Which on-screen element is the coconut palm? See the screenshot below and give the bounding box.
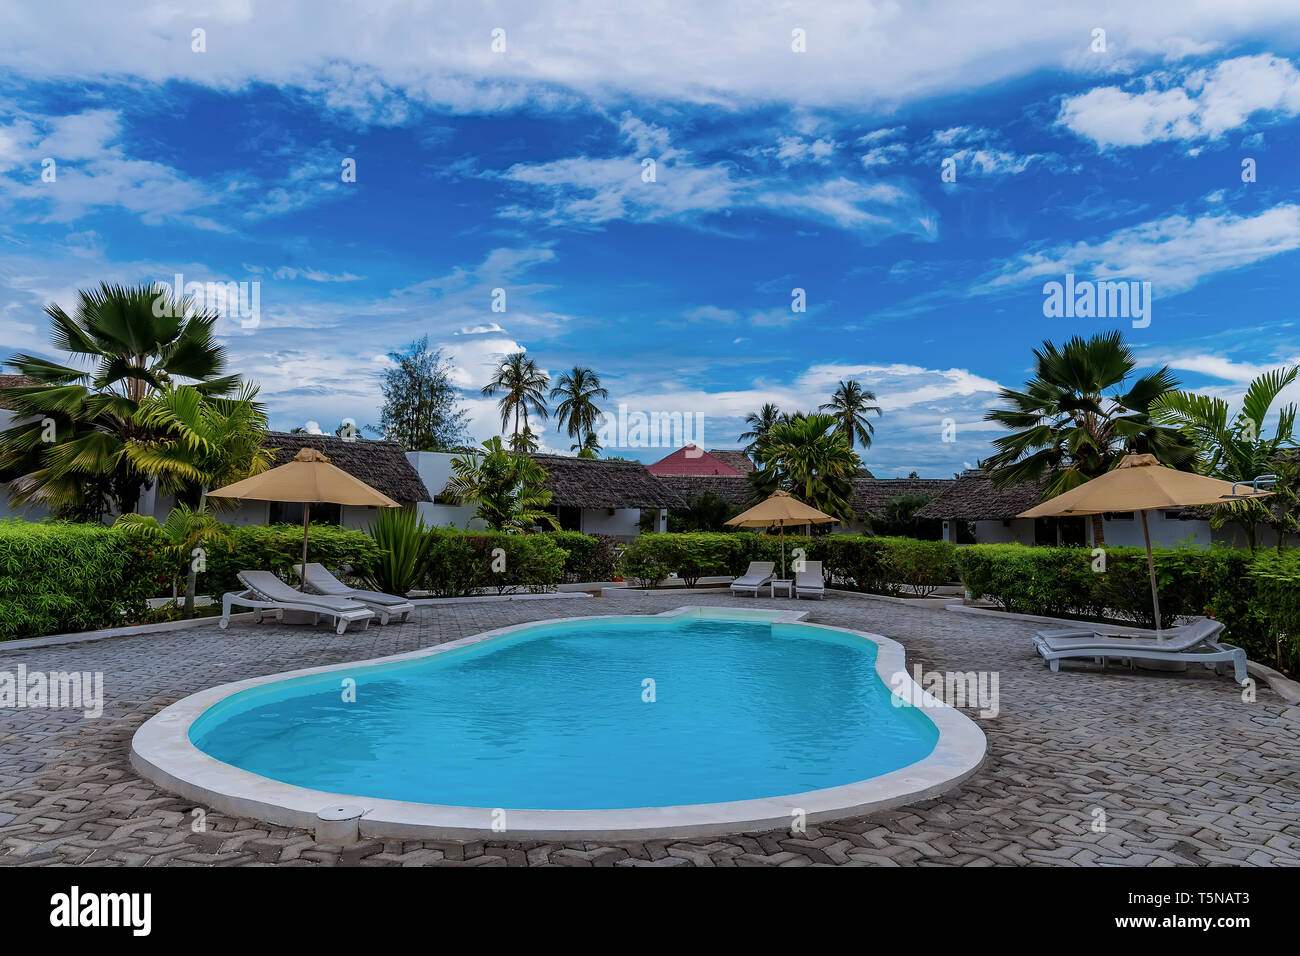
[115,504,232,619]
[819,379,882,450]
[445,436,559,532]
[1151,365,1298,549]
[550,366,608,452]
[0,282,238,519]
[572,431,602,459]
[984,331,1195,545]
[738,403,785,457]
[749,412,859,521]
[481,352,549,444]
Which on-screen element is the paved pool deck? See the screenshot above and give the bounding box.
[1,590,1297,866]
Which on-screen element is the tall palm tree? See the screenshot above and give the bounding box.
[749,412,859,521]
[1151,365,1298,549]
[0,283,238,518]
[550,366,608,451]
[481,352,549,444]
[738,403,785,457]
[984,331,1195,545]
[819,379,882,450]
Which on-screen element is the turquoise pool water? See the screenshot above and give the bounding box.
[189,615,940,810]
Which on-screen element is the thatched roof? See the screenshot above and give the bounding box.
[707,449,755,473]
[851,477,955,518]
[0,375,39,411]
[654,473,752,507]
[531,454,685,510]
[915,469,1050,521]
[262,432,432,503]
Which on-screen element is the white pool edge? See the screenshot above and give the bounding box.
[130,606,988,841]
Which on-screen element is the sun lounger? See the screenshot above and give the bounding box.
[295,562,415,624]
[730,561,775,597]
[795,560,825,600]
[1033,617,1247,684]
[219,570,374,635]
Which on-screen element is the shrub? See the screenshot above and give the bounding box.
[202,523,385,597]
[0,519,170,639]
[618,532,746,587]
[955,544,1270,658]
[822,536,956,596]
[543,531,621,583]
[423,529,567,596]
[1246,550,1300,672]
[366,508,435,596]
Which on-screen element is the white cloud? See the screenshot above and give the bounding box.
[984,203,1300,295]
[1059,54,1300,149]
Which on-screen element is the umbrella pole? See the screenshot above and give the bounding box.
[1141,509,1162,636]
[300,502,311,590]
[780,522,786,579]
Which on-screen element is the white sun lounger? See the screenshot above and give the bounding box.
[295,562,415,624]
[1033,617,1247,684]
[219,570,374,635]
[730,561,775,597]
[795,560,825,600]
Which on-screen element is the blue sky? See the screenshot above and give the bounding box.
[2,2,1300,476]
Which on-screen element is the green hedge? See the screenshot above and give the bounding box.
[202,523,385,597]
[616,532,957,594]
[424,529,568,596]
[544,531,621,583]
[955,543,1288,667]
[0,520,170,640]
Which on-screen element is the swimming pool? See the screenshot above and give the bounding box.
[132,607,987,839]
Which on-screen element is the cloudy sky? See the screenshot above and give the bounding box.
[2,1,1299,475]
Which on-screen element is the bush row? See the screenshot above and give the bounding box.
[955,543,1297,670]
[0,520,170,640]
[423,529,568,596]
[616,532,958,596]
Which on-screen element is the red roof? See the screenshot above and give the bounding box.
[647,445,744,476]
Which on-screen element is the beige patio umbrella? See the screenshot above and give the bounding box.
[726,489,838,578]
[206,447,400,589]
[1017,454,1272,633]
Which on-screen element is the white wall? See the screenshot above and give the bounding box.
[1096,511,1212,548]
[406,450,485,529]
[579,507,641,539]
[973,519,1035,544]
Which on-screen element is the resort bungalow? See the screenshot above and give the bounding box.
[413,450,683,540]
[916,468,1213,548]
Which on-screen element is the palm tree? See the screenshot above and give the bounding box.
[550,366,608,452]
[125,382,274,509]
[572,431,602,459]
[1151,365,1298,549]
[738,403,784,457]
[115,504,232,619]
[984,331,1195,545]
[750,412,859,521]
[445,436,560,532]
[819,379,882,450]
[481,352,549,445]
[0,282,238,519]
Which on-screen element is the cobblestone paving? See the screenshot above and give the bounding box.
[1,591,1297,866]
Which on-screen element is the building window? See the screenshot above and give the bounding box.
[1103,511,1134,521]
[269,501,341,526]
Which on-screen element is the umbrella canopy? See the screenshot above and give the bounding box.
[206,447,400,588]
[726,490,837,578]
[1017,454,1272,633]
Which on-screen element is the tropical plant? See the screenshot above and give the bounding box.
[749,412,859,521]
[510,425,540,455]
[366,507,435,596]
[550,366,607,450]
[738,402,784,457]
[984,331,1195,545]
[819,379,882,450]
[572,431,602,458]
[481,351,549,444]
[1150,366,1298,549]
[114,504,232,618]
[370,335,470,450]
[445,436,560,532]
[0,282,239,519]
[124,382,273,508]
